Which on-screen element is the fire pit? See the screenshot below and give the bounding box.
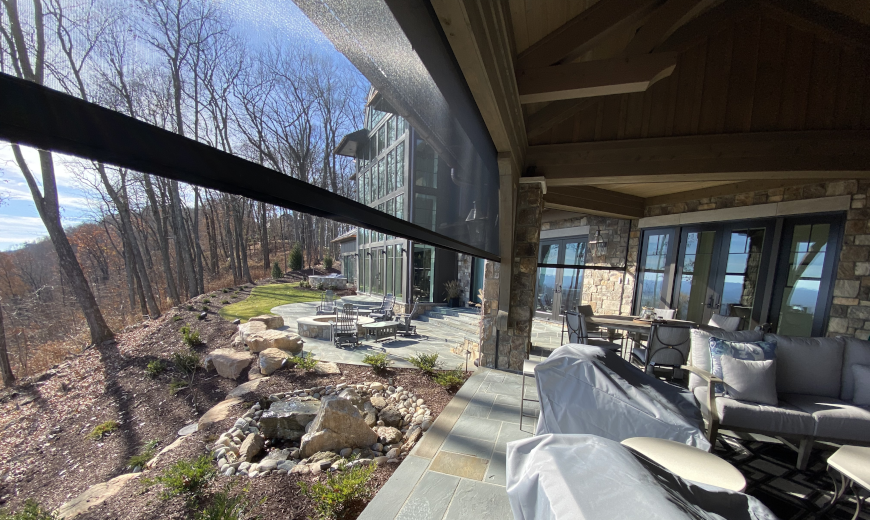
[296,315,375,340]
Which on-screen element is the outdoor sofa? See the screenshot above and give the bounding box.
[683,327,870,469]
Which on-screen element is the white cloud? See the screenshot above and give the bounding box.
[0,214,85,250]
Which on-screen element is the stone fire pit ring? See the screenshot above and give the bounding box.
[297,315,375,340]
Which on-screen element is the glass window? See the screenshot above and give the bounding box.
[413,244,435,302]
[386,245,394,295]
[414,139,438,188]
[396,142,405,188]
[387,151,394,193]
[377,160,385,200]
[359,173,365,204]
[676,231,716,322]
[720,228,765,326]
[394,245,403,299]
[414,194,437,231]
[396,194,404,220]
[378,126,386,156]
[777,223,831,337]
[637,231,672,310]
[387,117,395,147]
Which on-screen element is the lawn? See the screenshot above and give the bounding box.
[219,283,322,322]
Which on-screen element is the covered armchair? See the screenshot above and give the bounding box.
[370,293,395,321]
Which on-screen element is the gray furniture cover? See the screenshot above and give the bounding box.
[535,344,711,450]
[506,434,777,520]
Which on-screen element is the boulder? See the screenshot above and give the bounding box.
[227,378,268,399]
[259,348,288,376]
[299,397,378,457]
[375,426,403,445]
[205,349,252,379]
[362,402,377,427]
[403,426,423,451]
[370,396,387,409]
[247,330,303,354]
[248,314,285,329]
[238,321,267,344]
[378,405,403,428]
[265,449,293,462]
[313,361,341,375]
[337,388,364,409]
[259,399,321,440]
[239,433,264,461]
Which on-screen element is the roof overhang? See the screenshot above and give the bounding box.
[333,129,369,157]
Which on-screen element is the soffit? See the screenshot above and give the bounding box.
[589,181,734,198]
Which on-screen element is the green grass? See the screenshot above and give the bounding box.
[219,283,322,323]
[0,499,57,520]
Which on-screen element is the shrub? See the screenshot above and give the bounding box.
[323,253,333,270]
[408,353,440,374]
[87,420,119,440]
[173,315,182,322]
[0,499,57,520]
[271,261,283,279]
[196,483,258,520]
[444,279,462,300]
[299,462,377,520]
[128,439,159,469]
[169,380,189,395]
[198,313,206,320]
[362,353,391,372]
[151,455,215,504]
[187,305,194,311]
[201,305,209,312]
[289,352,318,371]
[145,360,165,378]
[298,281,310,289]
[221,300,229,305]
[289,242,303,271]
[172,348,200,374]
[203,298,211,304]
[222,288,229,293]
[179,326,203,347]
[434,368,466,391]
[316,282,325,291]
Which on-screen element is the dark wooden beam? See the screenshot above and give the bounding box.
[526,99,599,138]
[0,73,499,261]
[760,0,870,52]
[643,179,835,206]
[544,185,645,219]
[529,130,870,185]
[517,53,677,103]
[623,0,708,55]
[655,0,758,53]
[516,0,661,70]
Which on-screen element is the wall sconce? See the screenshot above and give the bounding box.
[589,227,607,257]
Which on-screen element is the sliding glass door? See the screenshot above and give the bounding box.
[535,237,588,320]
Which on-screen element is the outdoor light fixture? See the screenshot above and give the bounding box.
[465,201,487,249]
[589,227,607,257]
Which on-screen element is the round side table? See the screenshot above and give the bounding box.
[621,437,747,492]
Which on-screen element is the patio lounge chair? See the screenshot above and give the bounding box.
[395,298,420,336]
[631,322,696,379]
[316,290,337,315]
[331,304,359,348]
[370,293,395,321]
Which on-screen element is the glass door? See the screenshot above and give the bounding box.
[674,228,721,323]
[636,229,677,312]
[535,237,588,320]
[770,217,841,337]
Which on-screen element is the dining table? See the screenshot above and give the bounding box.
[586,315,697,359]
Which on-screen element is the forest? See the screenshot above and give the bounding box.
[0,0,367,384]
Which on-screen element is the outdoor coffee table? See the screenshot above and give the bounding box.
[360,322,398,342]
[823,445,870,519]
[621,437,746,492]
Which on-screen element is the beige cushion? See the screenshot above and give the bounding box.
[721,357,778,405]
[764,334,844,398]
[841,337,870,401]
[688,327,763,392]
[781,393,870,443]
[852,364,870,406]
[692,386,815,436]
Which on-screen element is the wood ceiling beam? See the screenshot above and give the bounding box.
[655,0,758,53]
[528,130,870,185]
[623,0,710,55]
[760,0,870,52]
[517,53,677,104]
[516,0,661,70]
[544,185,645,219]
[643,179,837,206]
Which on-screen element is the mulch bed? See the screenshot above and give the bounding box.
[0,292,458,519]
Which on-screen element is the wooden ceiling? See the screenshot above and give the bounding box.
[431,0,870,218]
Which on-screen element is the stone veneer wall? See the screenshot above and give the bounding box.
[457,254,472,305]
[644,180,870,339]
[479,184,543,370]
[540,214,638,316]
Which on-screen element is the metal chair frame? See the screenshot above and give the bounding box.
[395,298,420,336]
[632,322,696,377]
[316,290,337,315]
[562,311,623,354]
[331,304,359,348]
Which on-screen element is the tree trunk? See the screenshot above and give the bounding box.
[260,202,270,272]
[14,147,113,344]
[143,176,180,304]
[0,304,14,387]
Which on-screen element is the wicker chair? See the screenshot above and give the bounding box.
[331,304,359,348]
[395,298,420,336]
[370,293,395,321]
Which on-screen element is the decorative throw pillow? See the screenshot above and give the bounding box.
[720,357,778,405]
[709,337,777,393]
[852,364,870,406]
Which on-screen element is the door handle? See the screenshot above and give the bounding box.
[706,296,713,308]
[713,296,721,310]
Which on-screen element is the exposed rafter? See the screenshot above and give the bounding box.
[544,185,645,219]
[643,179,836,206]
[526,99,599,138]
[529,130,870,185]
[623,0,708,55]
[517,53,677,103]
[516,0,661,70]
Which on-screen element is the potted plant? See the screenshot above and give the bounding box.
[444,280,462,307]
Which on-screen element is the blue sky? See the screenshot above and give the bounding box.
[0,0,343,251]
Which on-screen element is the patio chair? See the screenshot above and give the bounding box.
[316,290,337,315]
[331,304,359,348]
[707,314,741,331]
[631,322,696,379]
[370,293,395,321]
[395,298,420,336]
[562,311,623,354]
[520,359,540,426]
